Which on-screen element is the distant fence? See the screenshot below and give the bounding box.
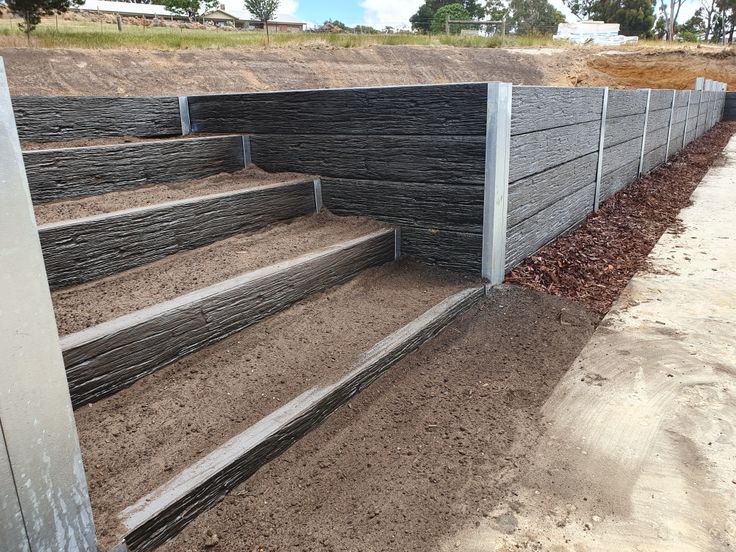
[13,78,727,282]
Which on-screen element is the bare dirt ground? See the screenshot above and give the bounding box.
[34,166,313,224]
[53,212,385,334]
[157,285,599,552]
[76,260,475,549]
[2,45,735,96]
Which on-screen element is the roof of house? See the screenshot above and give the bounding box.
[76,1,304,24]
[202,8,304,25]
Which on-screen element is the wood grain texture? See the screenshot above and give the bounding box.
[645,108,673,132]
[505,182,595,270]
[321,178,483,234]
[510,86,603,135]
[642,143,667,174]
[599,161,639,202]
[13,96,181,142]
[644,125,670,155]
[508,152,597,227]
[118,285,484,552]
[604,113,646,149]
[602,136,643,176]
[40,181,316,290]
[187,84,488,136]
[509,120,600,183]
[606,89,648,118]
[25,135,246,204]
[250,134,485,185]
[401,227,482,274]
[60,230,395,408]
[725,93,736,121]
[648,89,675,111]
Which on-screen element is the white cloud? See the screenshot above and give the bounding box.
[360,0,424,29]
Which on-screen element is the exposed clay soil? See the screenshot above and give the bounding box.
[53,212,386,335]
[155,285,599,552]
[35,166,312,225]
[2,46,735,97]
[76,260,476,549]
[509,121,736,314]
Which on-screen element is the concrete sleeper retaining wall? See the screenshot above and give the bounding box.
[61,229,396,408]
[115,285,484,552]
[40,180,317,289]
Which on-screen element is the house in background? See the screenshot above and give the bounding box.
[72,0,305,31]
[202,7,305,32]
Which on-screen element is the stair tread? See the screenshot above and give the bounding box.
[77,261,474,549]
[53,212,386,335]
[35,166,312,225]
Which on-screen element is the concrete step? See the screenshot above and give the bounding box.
[57,219,395,407]
[40,178,320,289]
[23,134,250,203]
[70,261,481,551]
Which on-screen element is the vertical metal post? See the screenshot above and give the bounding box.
[0,58,96,551]
[682,91,691,148]
[593,87,608,212]
[638,88,652,176]
[312,178,323,212]
[664,89,676,161]
[241,135,252,167]
[178,95,191,135]
[481,82,512,285]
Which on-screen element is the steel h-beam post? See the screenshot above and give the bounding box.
[0,57,97,551]
[638,88,652,176]
[481,82,512,285]
[593,87,609,211]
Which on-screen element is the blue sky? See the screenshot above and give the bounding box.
[226,0,701,29]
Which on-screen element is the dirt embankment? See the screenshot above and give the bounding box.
[2,44,734,96]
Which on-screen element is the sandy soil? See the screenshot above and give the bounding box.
[75,260,476,549]
[444,136,736,552]
[34,166,313,224]
[154,285,599,552]
[21,135,152,150]
[2,46,735,97]
[53,212,385,335]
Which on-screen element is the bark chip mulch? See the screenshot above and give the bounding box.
[508,121,736,314]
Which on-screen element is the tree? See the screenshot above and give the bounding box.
[432,3,471,33]
[163,0,217,20]
[244,0,279,42]
[410,0,484,32]
[508,0,565,34]
[8,0,81,37]
[564,0,656,38]
[659,0,686,39]
[485,0,507,20]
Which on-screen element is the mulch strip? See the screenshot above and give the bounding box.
[508,121,736,315]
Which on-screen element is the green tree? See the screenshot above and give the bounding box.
[508,0,565,34]
[485,0,507,20]
[432,3,472,33]
[163,0,217,19]
[244,0,279,42]
[7,0,81,37]
[410,0,484,32]
[564,0,656,37]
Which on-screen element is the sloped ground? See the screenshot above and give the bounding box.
[1,44,734,96]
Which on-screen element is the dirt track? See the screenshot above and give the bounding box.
[2,45,734,96]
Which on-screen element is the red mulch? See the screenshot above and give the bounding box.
[507,121,736,315]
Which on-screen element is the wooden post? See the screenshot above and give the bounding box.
[445,15,450,35]
[481,82,512,285]
[593,87,609,212]
[638,88,652,176]
[0,57,96,551]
